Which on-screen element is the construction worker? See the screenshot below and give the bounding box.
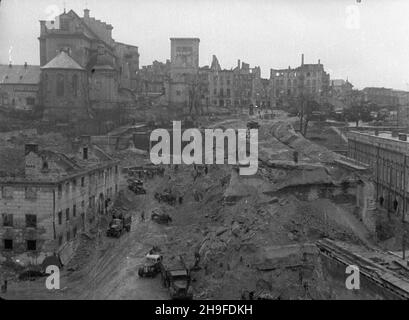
[194,251,200,266]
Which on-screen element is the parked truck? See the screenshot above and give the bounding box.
[138,253,163,278]
[106,214,131,238]
[159,256,193,300]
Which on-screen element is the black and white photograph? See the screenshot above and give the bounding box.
[0,0,409,308]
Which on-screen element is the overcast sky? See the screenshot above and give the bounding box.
[1,0,408,90]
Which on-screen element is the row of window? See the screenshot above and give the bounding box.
[3,239,36,251]
[1,186,37,200]
[0,96,35,106]
[350,144,409,193]
[2,213,36,228]
[274,71,320,78]
[212,76,232,85]
[212,88,231,97]
[57,201,84,225]
[58,226,78,246]
[56,166,118,197]
[275,79,321,87]
[57,176,85,196]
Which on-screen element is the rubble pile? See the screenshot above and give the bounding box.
[269,121,340,163]
[0,115,377,300]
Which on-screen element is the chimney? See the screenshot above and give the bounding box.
[237,59,241,69]
[318,59,321,65]
[25,143,38,155]
[301,54,304,66]
[84,8,90,18]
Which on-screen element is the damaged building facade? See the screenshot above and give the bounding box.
[136,38,275,114]
[347,130,409,222]
[0,138,119,265]
[270,54,330,101]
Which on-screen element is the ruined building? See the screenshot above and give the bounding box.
[0,138,119,265]
[136,60,171,96]
[150,40,275,114]
[347,129,409,222]
[270,54,330,100]
[167,38,200,111]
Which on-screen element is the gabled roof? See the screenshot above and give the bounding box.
[41,51,84,70]
[0,65,41,85]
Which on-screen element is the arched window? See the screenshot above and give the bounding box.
[72,74,78,97]
[56,74,64,97]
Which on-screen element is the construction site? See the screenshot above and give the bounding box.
[1,110,409,300]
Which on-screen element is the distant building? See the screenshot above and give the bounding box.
[232,61,254,110]
[347,129,409,221]
[136,60,171,96]
[251,66,274,109]
[38,8,140,120]
[362,87,399,107]
[0,63,41,111]
[0,137,119,265]
[168,38,200,108]
[207,55,235,109]
[330,79,353,97]
[39,8,139,86]
[392,90,409,106]
[270,54,330,100]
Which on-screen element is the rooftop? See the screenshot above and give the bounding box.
[0,133,116,182]
[41,51,84,70]
[0,64,41,85]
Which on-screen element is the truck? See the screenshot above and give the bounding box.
[128,178,146,195]
[138,253,163,278]
[159,256,193,300]
[151,208,172,224]
[106,214,131,238]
